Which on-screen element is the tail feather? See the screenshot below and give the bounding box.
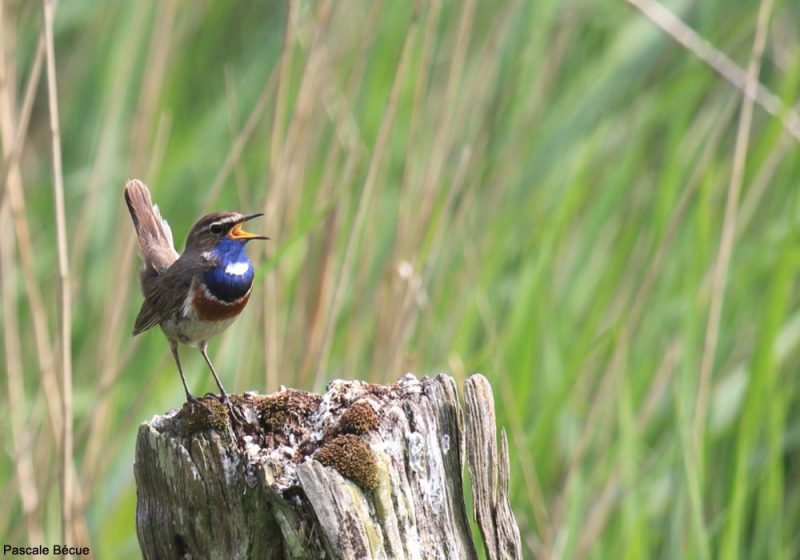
[124,179,179,274]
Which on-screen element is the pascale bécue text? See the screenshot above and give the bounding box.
[3,544,90,556]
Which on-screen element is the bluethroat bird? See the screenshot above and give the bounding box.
[124,179,267,404]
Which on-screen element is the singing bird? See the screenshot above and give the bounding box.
[124,179,267,404]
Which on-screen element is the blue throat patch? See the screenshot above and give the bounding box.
[203,238,255,302]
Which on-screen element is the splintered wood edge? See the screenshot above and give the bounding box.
[464,374,522,560]
[497,430,522,558]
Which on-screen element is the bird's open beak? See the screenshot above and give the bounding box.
[229,213,269,240]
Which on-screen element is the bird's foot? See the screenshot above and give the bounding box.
[217,393,247,425]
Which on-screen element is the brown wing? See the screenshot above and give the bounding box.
[132,256,195,335]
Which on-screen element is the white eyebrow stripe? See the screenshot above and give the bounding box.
[210,216,240,228]
[225,261,250,276]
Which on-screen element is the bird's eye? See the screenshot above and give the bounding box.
[210,224,223,235]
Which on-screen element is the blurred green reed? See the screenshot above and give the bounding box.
[0,0,799,558]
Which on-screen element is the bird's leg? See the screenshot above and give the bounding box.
[199,341,228,399]
[169,339,197,403]
[199,342,245,424]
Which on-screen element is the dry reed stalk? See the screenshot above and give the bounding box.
[76,130,173,512]
[2,35,63,445]
[265,0,332,226]
[386,147,472,376]
[129,0,176,169]
[301,143,361,386]
[269,0,294,175]
[693,0,773,460]
[368,1,441,377]
[43,0,75,544]
[0,12,63,450]
[0,36,42,199]
[625,0,799,142]
[74,114,170,457]
[693,105,796,309]
[312,2,419,389]
[397,0,440,238]
[279,9,363,382]
[288,2,382,387]
[85,350,174,503]
[69,4,150,278]
[80,0,177,497]
[294,3,381,385]
[262,1,298,392]
[298,205,339,385]
[0,4,46,543]
[416,0,475,224]
[0,205,43,544]
[383,0,517,375]
[264,0,331,390]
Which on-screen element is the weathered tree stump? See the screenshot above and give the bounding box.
[134,373,521,559]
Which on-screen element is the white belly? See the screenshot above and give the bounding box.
[160,281,237,345]
[160,314,235,346]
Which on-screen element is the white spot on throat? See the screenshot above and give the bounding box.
[225,261,250,276]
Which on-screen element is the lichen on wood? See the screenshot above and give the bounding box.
[134,373,521,559]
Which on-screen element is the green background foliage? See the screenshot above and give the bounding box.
[1,0,799,557]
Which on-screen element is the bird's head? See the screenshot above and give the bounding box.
[185,211,268,256]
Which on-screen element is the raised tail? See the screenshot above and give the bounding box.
[124,179,179,274]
